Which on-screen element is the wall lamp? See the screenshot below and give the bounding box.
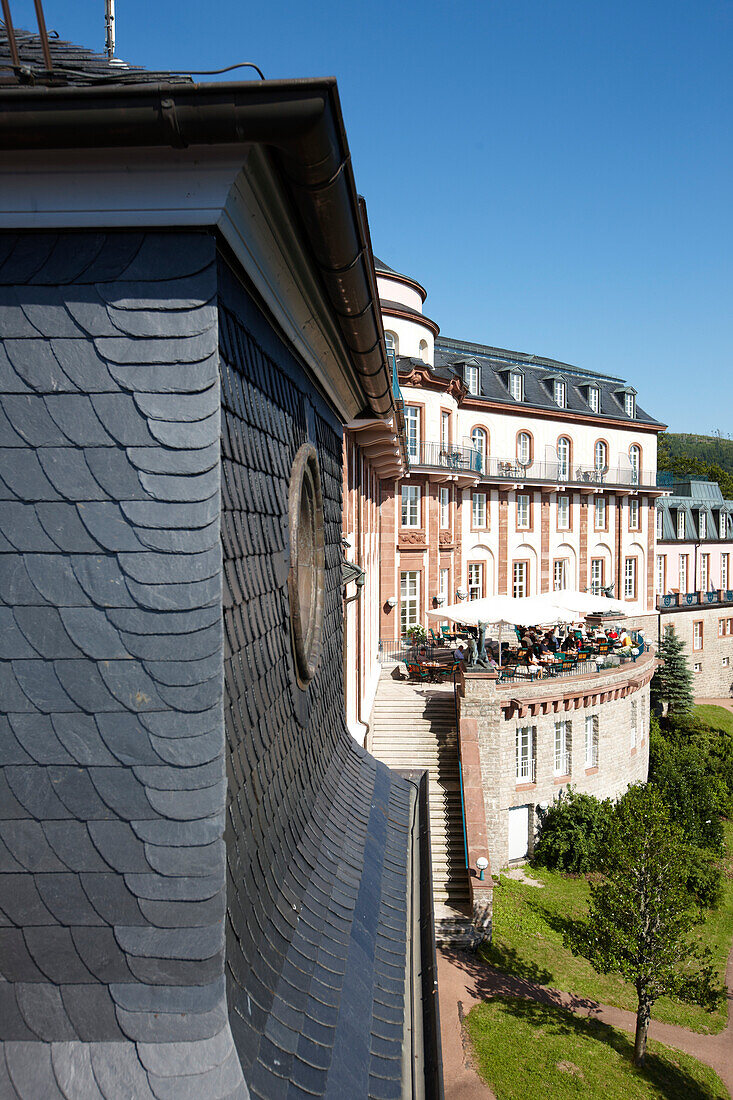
[476,856,489,881]
[386,596,397,608]
[434,594,446,606]
[456,586,468,601]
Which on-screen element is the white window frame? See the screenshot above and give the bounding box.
[553,559,568,591]
[585,714,599,768]
[513,561,528,599]
[693,662,702,673]
[400,571,419,635]
[588,386,599,413]
[594,440,607,470]
[439,568,450,607]
[656,554,665,595]
[557,494,570,530]
[439,486,450,529]
[553,379,566,407]
[465,364,480,395]
[517,494,530,529]
[557,437,570,481]
[517,432,531,465]
[629,445,640,484]
[590,558,603,596]
[510,372,523,401]
[470,427,487,471]
[629,497,639,530]
[441,410,450,451]
[677,510,686,539]
[401,484,420,528]
[701,553,710,592]
[624,557,637,600]
[625,392,636,418]
[656,508,663,539]
[468,562,484,602]
[404,405,420,462]
[721,553,729,591]
[693,620,703,651]
[595,496,606,529]
[699,512,707,539]
[679,554,688,592]
[630,700,637,749]
[554,720,571,777]
[472,492,487,529]
[516,725,535,782]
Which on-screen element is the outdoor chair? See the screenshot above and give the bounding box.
[406,663,430,683]
[429,629,443,646]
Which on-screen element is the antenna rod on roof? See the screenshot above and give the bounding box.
[0,0,20,69]
[105,0,115,59]
[32,0,52,70]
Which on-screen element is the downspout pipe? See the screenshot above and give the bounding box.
[0,77,396,421]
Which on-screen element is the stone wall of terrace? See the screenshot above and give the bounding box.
[458,651,656,872]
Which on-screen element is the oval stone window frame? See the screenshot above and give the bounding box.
[288,443,326,688]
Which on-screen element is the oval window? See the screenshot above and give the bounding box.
[288,443,325,687]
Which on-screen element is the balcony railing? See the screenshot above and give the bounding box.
[407,442,660,488]
[657,589,733,610]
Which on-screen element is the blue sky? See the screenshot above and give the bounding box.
[12,0,733,434]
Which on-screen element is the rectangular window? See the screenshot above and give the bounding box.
[513,561,528,598]
[728,617,733,633]
[553,559,568,591]
[557,494,570,530]
[656,554,666,595]
[585,714,599,768]
[699,511,707,539]
[722,554,729,591]
[466,365,480,395]
[510,372,523,401]
[590,558,604,596]
[441,410,450,451]
[472,492,487,529]
[679,555,688,593]
[588,387,599,413]
[694,662,702,674]
[439,568,450,607]
[701,554,710,592]
[624,558,637,600]
[723,657,730,669]
[400,571,419,634]
[404,405,420,461]
[677,510,686,539]
[630,700,637,749]
[625,393,636,417]
[516,725,535,782]
[719,618,726,638]
[553,379,566,407]
[629,498,639,529]
[517,494,530,529]
[595,496,606,530]
[656,509,664,539]
[439,486,450,529]
[554,720,571,776]
[693,620,703,651]
[401,484,420,527]
[468,562,484,601]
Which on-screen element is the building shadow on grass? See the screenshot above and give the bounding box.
[441,946,600,1016]
[491,999,723,1100]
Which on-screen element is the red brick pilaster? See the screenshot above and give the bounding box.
[540,495,550,593]
[579,493,588,592]
[379,480,398,641]
[498,492,508,594]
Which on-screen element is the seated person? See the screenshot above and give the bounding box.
[607,626,619,642]
[544,631,558,653]
[561,634,578,653]
[620,631,633,648]
[453,644,467,662]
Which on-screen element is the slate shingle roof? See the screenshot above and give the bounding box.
[0,25,191,85]
[656,479,733,541]
[430,336,663,426]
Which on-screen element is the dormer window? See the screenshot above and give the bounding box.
[625,392,636,418]
[509,372,523,401]
[465,364,480,396]
[677,510,686,539]
[699,512,707,539]
[588,386,600,413]
[553,379,566,407]
[656,508,663,539]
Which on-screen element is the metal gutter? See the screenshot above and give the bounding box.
[0,77,397,422]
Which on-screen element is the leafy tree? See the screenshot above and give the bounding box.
[650,630,694,715]
[533,788,612,874]
[648,724,725,853]
[567,785,722,1067]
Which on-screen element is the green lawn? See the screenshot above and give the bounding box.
[479,820,733,1033]
[695,704,733,736]
[465,998,729,1100]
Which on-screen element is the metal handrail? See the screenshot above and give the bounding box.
[453,671,470,871]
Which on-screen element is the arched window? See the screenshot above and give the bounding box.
[385,331,398,355]
[471,427,487,474]
[418,339,429,363]
[629,444,641,485]
[557,436,571,480]
[595,440,607,471]
[517,432,531,466]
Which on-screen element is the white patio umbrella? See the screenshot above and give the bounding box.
[427,594,579,667]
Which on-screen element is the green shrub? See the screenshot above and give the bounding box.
[686,846,723,910]
[649,725,727,852]
[533,788,613,873]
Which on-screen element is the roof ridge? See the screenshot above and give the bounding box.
[436,335,626,384]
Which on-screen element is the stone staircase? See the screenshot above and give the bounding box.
[368,665,474,945]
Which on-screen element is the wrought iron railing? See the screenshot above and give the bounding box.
[407,443,660,489]
[657,589,733,609]
[377,638,436,662]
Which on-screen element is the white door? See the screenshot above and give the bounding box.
[507,805,530,862]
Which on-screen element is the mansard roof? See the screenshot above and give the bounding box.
[428,336,664,427]
[656,478,733,540]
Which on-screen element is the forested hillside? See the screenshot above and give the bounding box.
[659,433,733,498]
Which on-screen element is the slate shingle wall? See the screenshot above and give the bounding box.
[0,230,246,1098]
[218,263,413,1100]
[0,233,413,1099]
